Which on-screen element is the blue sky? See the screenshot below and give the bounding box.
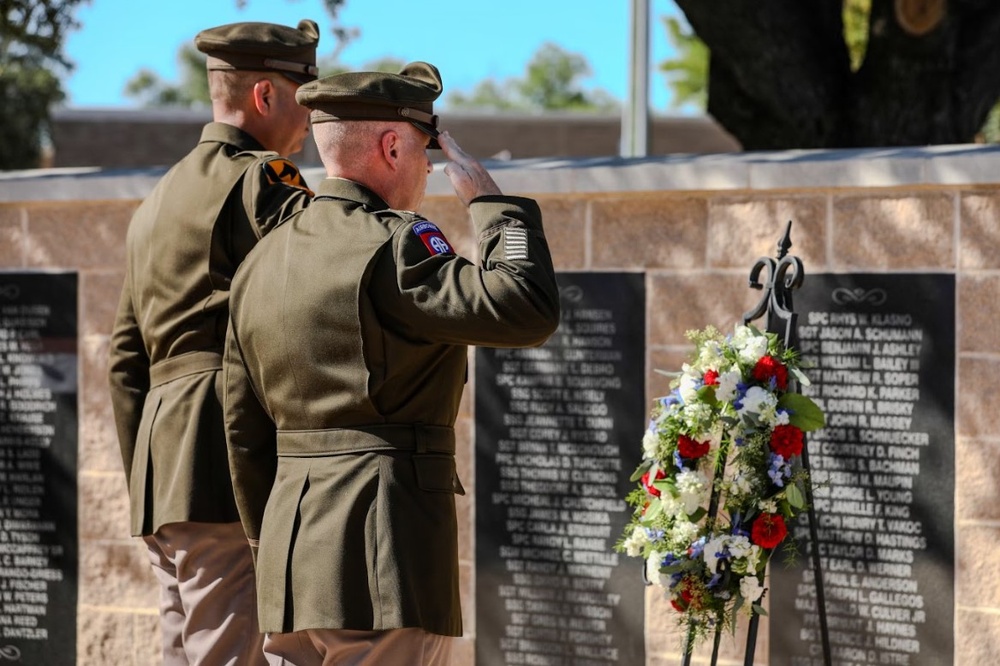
[62,0,686,112]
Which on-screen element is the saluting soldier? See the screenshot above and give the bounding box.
[107,19,319,666]
[223,62,561,664]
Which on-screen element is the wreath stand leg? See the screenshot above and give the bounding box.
[738,221,831,666]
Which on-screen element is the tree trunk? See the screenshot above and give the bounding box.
[675,0,1000,149]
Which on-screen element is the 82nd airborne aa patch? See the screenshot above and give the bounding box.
[412,221,454,256]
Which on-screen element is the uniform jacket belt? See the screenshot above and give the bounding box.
[149,350,224,387]
[276,424,456,457]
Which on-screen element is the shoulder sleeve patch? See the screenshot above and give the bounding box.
[412,220,454,256]
[262,158,314,196]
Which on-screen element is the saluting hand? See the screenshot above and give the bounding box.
[439,131,502,207]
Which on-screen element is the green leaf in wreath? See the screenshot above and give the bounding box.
[642,495,665,519]
[789,365,812,387]
[733,595,745,615]
[653,479,676,497]
[696,385,719,406]
[751,603,769,616]
[786,483,806,510]
[629,459,654,482]
[660,562,687,575]
[688,507,707,522]
[779,393,826,432]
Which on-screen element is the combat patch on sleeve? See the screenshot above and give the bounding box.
[412,221,454,256]
[262,158,314,196]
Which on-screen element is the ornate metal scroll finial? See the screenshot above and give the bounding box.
[776,219,793,260]
[742,221,805,347]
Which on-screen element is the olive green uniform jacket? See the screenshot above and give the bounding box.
[224,177,560,636]
[108,122,311,537]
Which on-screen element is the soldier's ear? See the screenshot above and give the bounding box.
[252,78,275,115]
[380,129,401,169]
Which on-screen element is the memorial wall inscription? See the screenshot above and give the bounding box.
[770,273,954,666]
[0,272,78,665]
[475,272,645,666]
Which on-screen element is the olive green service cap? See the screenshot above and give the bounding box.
[295,62,443,148]
[195,19,320,85]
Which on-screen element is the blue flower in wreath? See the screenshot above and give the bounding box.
[768,453,792,487]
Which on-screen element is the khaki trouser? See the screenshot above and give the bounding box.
[143,521,266,666]
[263,628,452,666]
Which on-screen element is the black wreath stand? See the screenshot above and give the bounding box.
[677,222,832,666]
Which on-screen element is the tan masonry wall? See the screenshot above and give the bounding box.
[1,143,999,664]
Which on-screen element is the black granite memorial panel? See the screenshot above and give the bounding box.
[0,272,78,665]
[476,272,646,666]
[770,273,955,666]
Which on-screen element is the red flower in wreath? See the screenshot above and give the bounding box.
[703,369,719,386]
[671,587,693,613]
[752,355,788,390]
[751,513,788,549]
[670,577,702,612]
[641,468,665,497]
[677,434,710,460]
[770,424,804,459]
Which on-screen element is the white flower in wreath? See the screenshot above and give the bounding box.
[740,575,764,603]
[740,336,769,364]
[642,430,659,459]
[703,534,728,574]
[682,401,712,431]
[646,550,665,586]
[623,525,650,557]
[659,493,683,517]
[730,472,753,498]
[669,518,700,551]
[679,367,701,404]
[733,325,769,362]
[715,369,741,402]
[676,469,709,514]
[727,535,754,560]
[697,340,725,369]
[732,325,753,345]
[758,498,778,514]
[738,386,777,418]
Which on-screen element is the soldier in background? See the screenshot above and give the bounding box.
[223,62,560,664]
[108,19,319,665]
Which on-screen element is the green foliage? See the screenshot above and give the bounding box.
[448,42,618,113]
[777,393,826,432]
[125,45,210,108]
[659,15,707,111]
[979,102,1000,143]
[1,0,89,169]
[843,0,871,72]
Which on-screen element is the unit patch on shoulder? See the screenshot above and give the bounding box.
[262,158,314,196]
[412,221,454,256]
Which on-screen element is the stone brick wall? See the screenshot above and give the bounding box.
[1,143,998,664]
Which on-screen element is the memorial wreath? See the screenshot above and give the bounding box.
[616,324,825,646]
